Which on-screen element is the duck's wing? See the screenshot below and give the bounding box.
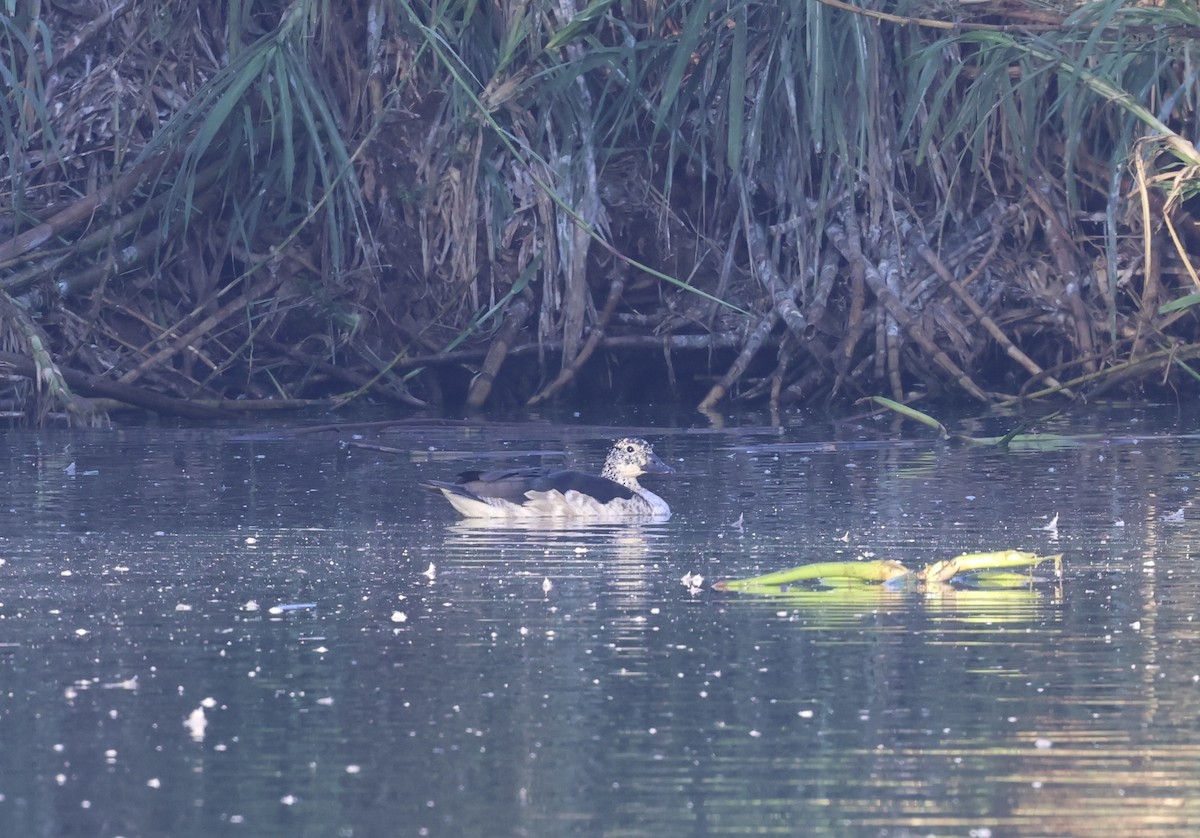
[421,467,635,504]
[421,466,554,504]
[526,470,635,503]
[452,466,545,485]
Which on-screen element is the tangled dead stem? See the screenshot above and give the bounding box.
[1,0,1199,424]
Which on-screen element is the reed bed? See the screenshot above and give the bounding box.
[1,0,1198,422]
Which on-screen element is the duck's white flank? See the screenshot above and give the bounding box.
[439,486,669,520]
[423,437,673,520]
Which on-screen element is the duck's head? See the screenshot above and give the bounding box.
[602,438,674,483]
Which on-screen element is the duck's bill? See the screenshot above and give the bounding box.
[644,455,675,475]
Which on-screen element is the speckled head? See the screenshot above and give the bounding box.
[601,438,673,485]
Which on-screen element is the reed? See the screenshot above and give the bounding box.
[1,1,1197,421]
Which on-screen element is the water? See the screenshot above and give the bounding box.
[2,408,1200,836]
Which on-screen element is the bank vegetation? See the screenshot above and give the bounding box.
[1,0,1198,422]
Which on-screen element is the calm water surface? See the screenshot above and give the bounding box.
[2,408,1200,837]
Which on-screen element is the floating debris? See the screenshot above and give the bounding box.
[422,562,436,580]
[715,550,1063,592]
[714,559,910,591]
[268,602,317,615]
[184,706,207,742]
[919,550,1063,583]
[1041,513,1059,536]
[542,577,553,594]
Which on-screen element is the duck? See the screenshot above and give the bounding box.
[420,437,674,519]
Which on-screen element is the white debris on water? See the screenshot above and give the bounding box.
[1041,513,1059,536]
[184,706,207,742]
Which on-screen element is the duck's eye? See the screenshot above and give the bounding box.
[626,445,636,453]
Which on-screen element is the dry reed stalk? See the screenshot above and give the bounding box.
[116,268,290,387]
[910,221,1074,398]
[828,209,990,403]
[466,291,534,409]
[698,311,778,412]
[0,151,182,267]
[527,272,626,406]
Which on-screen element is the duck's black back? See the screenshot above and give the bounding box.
[454,467,634,503]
